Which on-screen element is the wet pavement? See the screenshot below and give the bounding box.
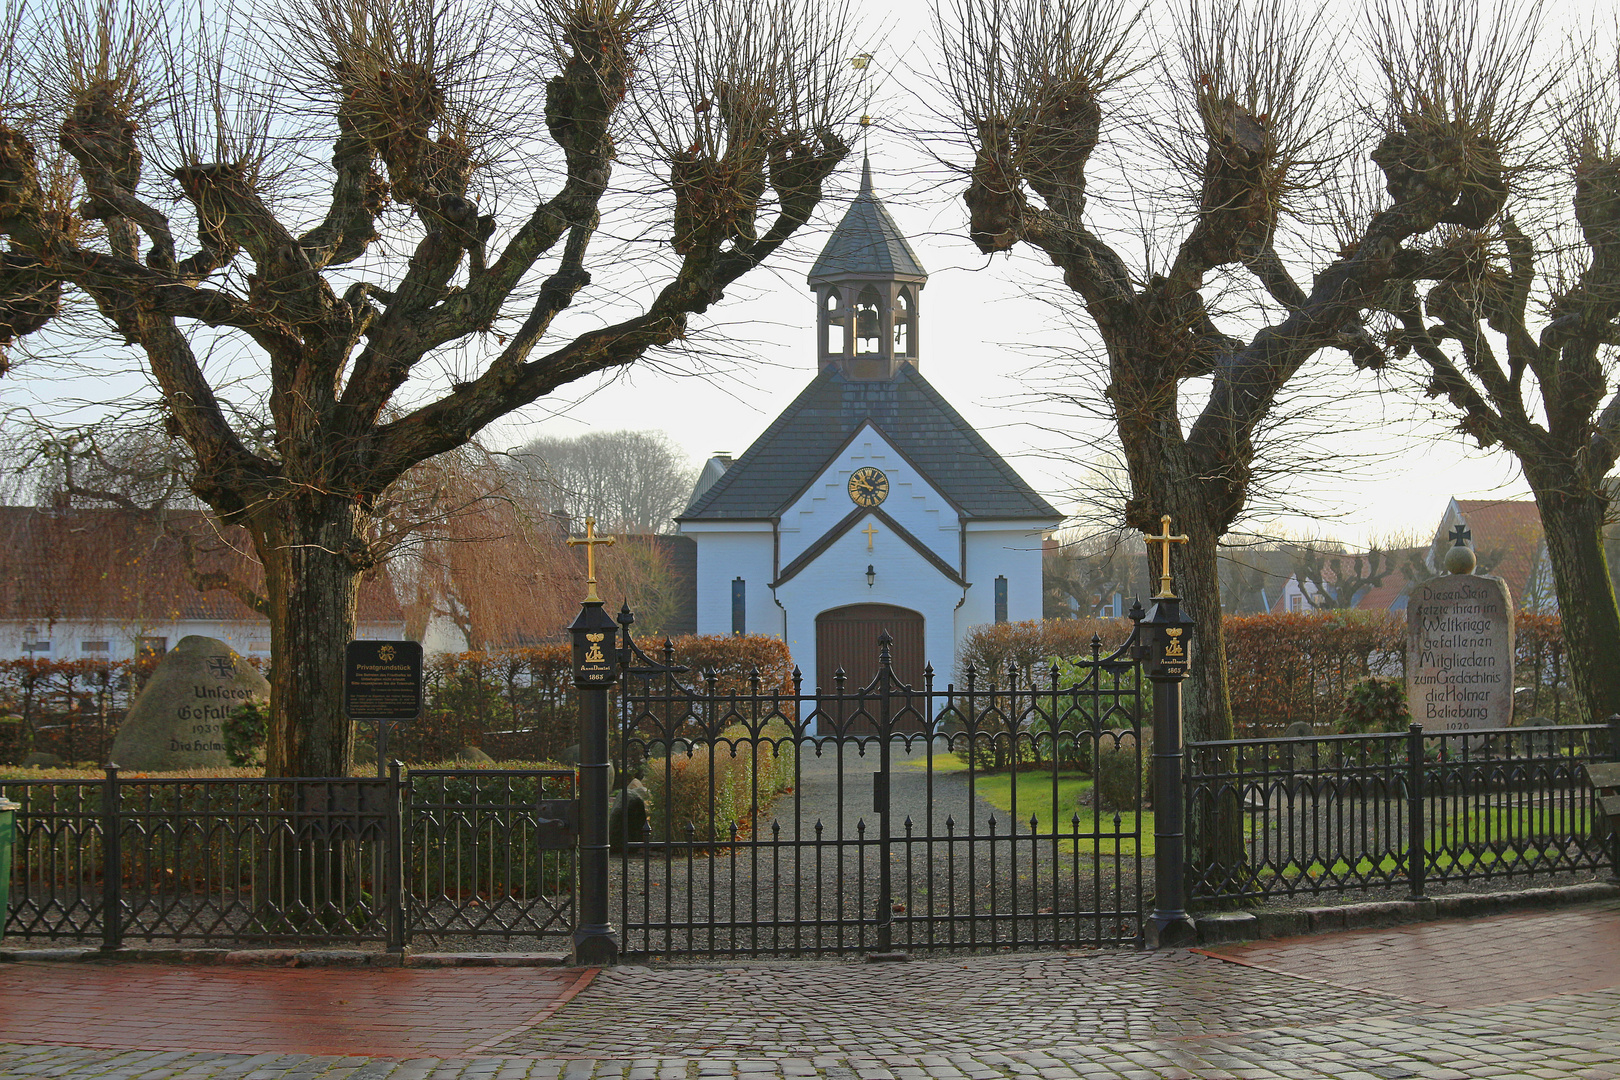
[2,899,1618,1078]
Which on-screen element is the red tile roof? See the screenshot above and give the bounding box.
[0,506,403,625]
[1445,499,1545,605]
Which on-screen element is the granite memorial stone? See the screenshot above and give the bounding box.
[110,636,270,770]
[1406,528,1514,732]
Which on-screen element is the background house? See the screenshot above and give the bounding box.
[0,506,406,662]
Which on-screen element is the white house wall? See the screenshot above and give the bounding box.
[775,522,964,696]
[685,521,779,638]
[0,618,407,663]
[777,425,957,568]
[957,525,1047,645]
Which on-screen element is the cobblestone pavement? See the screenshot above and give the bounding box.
[1207,899,1620,1005]
[3,903,1619,1079]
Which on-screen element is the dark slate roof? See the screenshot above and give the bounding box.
[679,366,1061,521]
[807,159,928,284]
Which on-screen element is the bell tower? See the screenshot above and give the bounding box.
[807,158,928,380]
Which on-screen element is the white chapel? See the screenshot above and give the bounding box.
[676,162,1061,693]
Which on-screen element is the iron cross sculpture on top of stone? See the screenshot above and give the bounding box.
[566,516,616,602]
[1145,515,1189,599]
[1449,523,1472,548]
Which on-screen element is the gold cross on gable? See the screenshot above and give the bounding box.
[1144,514,1189,599]
[566,516,615,602]
[862,523,878,551]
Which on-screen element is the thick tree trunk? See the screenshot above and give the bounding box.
[253,497,368,778]
[1526,482,1620,729]
[1118,404,1245,889]
[1177,519,1233,745]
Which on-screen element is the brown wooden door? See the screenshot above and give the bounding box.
[815,604,925,734]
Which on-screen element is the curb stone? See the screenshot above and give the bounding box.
[5,885,1613,960]
[0,946,571,967]
[1196,879,1620,945]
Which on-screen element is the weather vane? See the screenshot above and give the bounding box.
[852,53,874,149]
[566,517,615,603]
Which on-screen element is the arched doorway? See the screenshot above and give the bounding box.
[815,604,925,734]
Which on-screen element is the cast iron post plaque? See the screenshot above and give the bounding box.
[344,640,424,720]
[567,516,621,965]
[1139,514,1198,950]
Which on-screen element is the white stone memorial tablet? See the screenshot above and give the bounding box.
[1406,574,1514,732]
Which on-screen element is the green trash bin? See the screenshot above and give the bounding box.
[0,796,16,943]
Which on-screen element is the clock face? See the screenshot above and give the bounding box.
[848,467,889,508]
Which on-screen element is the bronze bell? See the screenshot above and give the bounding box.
[855,306,880,340]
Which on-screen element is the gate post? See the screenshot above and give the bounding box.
[99,763,123,953]
[1141,516,1197,949]
[567,518,621,966]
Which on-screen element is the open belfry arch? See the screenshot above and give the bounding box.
[678,160,1061,716]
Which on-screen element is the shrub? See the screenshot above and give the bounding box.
[639,720,795,843]
[953,642,1144,773]
[956,618,1136,683]
[223,701,269,766]
[1224,611,1405,737]
[409,635,792,768]
[1093,733,1152,812]
[1338,676,1411,734]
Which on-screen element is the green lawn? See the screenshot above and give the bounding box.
[903,753,1155,856]
[1254,804,1589,881]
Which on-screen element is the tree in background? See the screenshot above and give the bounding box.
[0,0,859,776]
[509,429,697,534]
[395,443,689,649]
[1366,8,1620,724]
[935,0,1530,758]
[1290,544,1395,611]
[1043,529,1149,618]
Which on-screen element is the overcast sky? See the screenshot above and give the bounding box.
[2,0,1586,549]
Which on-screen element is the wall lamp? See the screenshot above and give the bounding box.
[866,564,876,588]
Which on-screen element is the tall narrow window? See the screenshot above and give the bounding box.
[823,289,845,356]
[731,577,746,636]
[894,288,914,356]
[994,576,1008,623]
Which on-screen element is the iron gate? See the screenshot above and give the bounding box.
[614,621,1148,957]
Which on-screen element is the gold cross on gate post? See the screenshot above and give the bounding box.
[1145,514,1189,599]
[862,523,878,551]
[566,516,615,602]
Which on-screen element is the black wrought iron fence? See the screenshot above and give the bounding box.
[616,632,1149,957]
[2,766,575,948]
[1186,723,1613,904]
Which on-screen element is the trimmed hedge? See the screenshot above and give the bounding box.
[396,634,796,766]
[960,611,1578,740]
[0,657,161,765]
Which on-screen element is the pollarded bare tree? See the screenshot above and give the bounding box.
[1370,8,1620,725]
[935,0,1528,749]
[0,0,860,775]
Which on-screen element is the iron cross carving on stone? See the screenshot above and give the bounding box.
[1449,523,1472,547]
[566,516,615,602]
[1145,514,1189,599]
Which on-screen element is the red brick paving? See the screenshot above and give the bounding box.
[0,962,595,1057]
[1203,901,1620,1006]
